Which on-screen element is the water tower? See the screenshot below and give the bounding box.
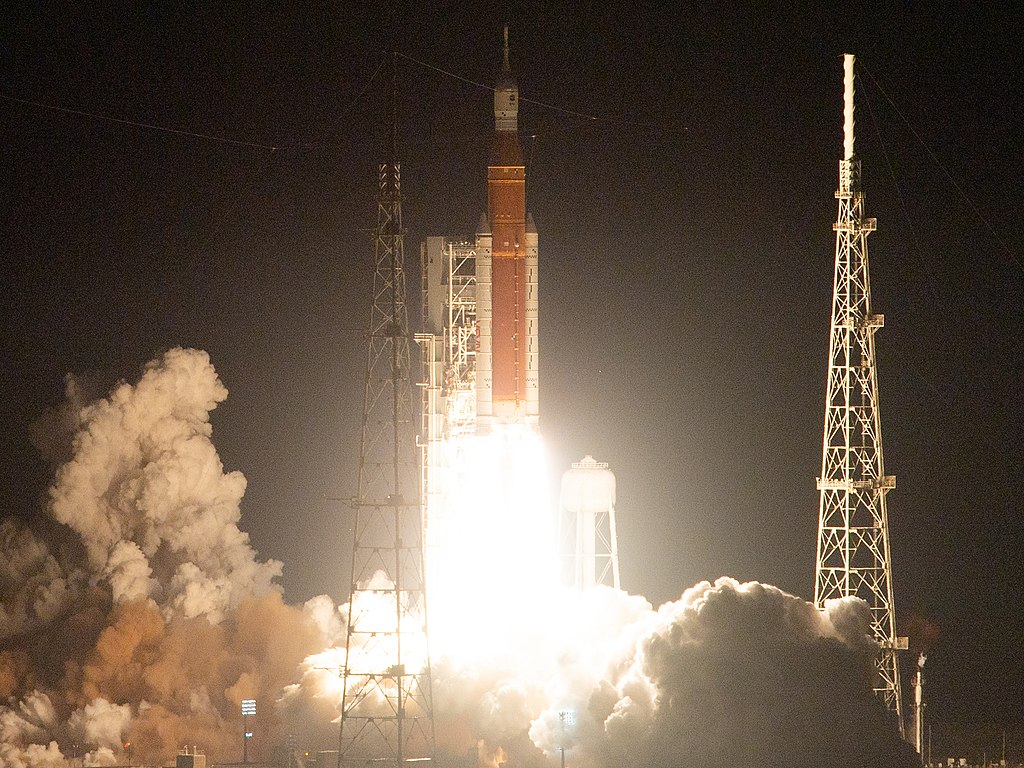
[561,456,619,590]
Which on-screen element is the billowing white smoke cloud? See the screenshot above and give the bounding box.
[0,692,63,768]
[0,521,83,640]
[522,579,912,768]
[47,347,281,621]
[0,742,66,768]
[0,349,329,767]
[286,579,914,768]
[0,691,59,746]
[67,699,132,754]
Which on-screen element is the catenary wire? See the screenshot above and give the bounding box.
[859,71,943,308]
[394,51,689,133]
[1,92,280,150]
[859,63,1021,271]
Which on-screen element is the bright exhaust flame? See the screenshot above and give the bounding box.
[290,426,558,726]
[303,570,431,718]
[425,425,559,659]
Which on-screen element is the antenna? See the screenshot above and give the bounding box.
[815,52,904,727]
[502,23,511,71]
[391,51,398,166]
[844,53,855,160]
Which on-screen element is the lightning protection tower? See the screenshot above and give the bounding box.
[814,53,903,723]
[340,54,435,768]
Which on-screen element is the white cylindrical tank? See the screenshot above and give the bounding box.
[561,455,616,514]
[561,456,618,590]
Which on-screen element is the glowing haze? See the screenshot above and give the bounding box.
[425,426,559,659]
[1,350,915,768]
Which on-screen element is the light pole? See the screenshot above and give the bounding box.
[242,699,256,764]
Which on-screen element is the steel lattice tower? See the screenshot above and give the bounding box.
[814,54,902,723]
[339,56,435,768]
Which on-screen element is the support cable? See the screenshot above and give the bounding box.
[859,63,1021,269]
[1,92,279,150]
[860,72,1014,404]
[859,81,941,307]
[394,51,689,133]
[2,52,388,153]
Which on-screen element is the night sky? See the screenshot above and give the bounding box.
[4,1,1022,753]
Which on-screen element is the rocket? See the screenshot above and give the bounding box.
[476,25,540,432]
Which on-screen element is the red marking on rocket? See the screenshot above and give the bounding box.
[488,138,527,408]
[486,25,534,422]
[476,25,538,431]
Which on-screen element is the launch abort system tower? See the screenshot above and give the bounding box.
[814,54,903,724]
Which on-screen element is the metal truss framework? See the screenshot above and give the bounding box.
[561,456,620,591]
[442,241,478,437]
[814,147,902,722]
[341,161,435,768]
[575,506,620,590]
[417,240,478,594]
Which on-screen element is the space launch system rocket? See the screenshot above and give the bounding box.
[476,26,540,432]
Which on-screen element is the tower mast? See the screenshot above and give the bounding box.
[814,54,902,723]
[339,52,435,768]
